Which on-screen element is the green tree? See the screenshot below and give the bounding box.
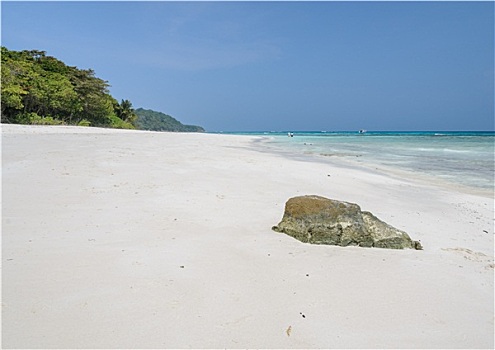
[68,67,114,126]
[1,46,136,129]
[115,99,138,126]
[0,63,28,121]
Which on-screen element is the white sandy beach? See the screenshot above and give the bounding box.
[2,124,493,349]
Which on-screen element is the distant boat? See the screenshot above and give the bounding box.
[359,129,367,134]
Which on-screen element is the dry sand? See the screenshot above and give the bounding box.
[2,124,493,349]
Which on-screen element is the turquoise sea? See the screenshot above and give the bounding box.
[218,131,495,193]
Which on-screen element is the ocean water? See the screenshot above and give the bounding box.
[221,131,495,193]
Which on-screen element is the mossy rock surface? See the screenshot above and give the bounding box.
[272,195,422,250]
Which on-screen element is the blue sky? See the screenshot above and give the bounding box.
[2,1,493,131]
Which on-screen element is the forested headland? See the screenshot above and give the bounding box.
[135,108,204,132]
[1,47,204,132]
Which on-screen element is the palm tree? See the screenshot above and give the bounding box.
[117,99,137,125]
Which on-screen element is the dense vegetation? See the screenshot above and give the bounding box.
[1,47,138,128]
[135,108,205,132]
[1,47,204,132]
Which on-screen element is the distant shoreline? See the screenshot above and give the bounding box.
[211,130,495,135]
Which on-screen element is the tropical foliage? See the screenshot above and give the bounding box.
[1,47,205,132]
[1,47,137,128]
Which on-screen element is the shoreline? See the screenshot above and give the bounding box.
[2,124,493,348]
[251,134,494,199]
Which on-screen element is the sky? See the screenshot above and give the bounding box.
[1,1,494,132]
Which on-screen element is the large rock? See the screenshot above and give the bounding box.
[272,195,422,250]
